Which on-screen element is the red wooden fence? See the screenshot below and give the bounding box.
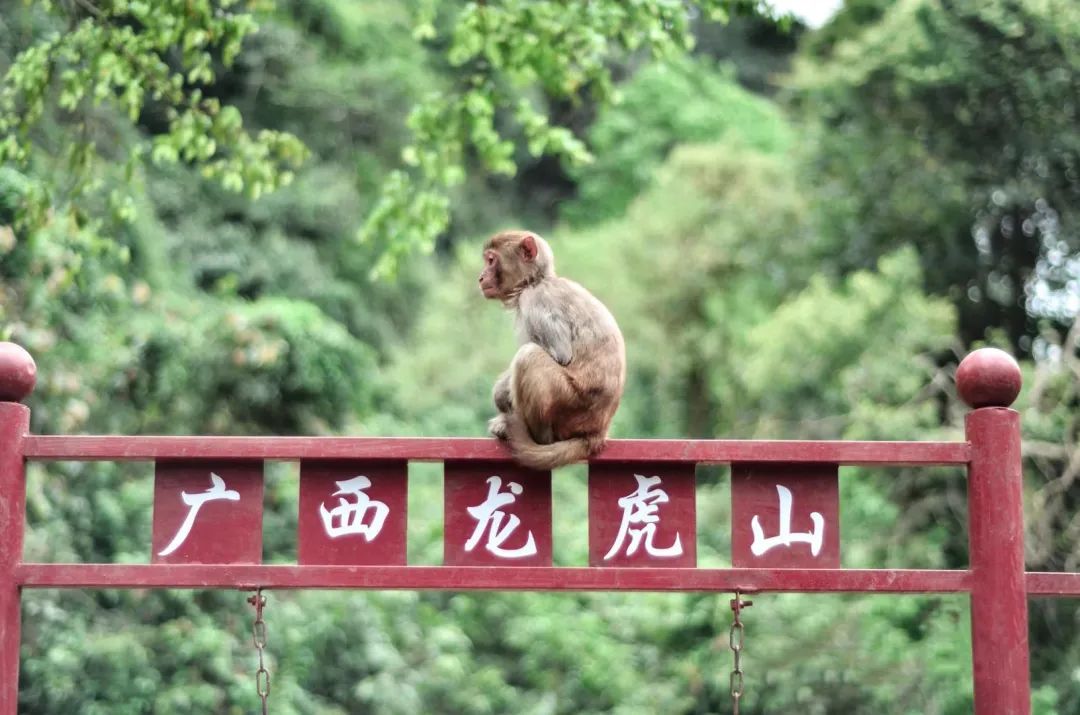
[1,342,1078,713]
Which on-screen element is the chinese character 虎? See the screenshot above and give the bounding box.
[604,474,683,560]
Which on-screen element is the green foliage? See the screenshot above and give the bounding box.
[358,0,772,275]
[1,0,778,276]
[564,141,812,438]
[790,0,1080,348]
[0,0,307,230]
[114,297,381,434]
[743,248,955,427]
[563,55,793,225]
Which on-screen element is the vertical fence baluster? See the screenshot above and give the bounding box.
[0,343,35,715]
[959,348,1030,715]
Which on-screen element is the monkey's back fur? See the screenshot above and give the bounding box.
[514,276,625,442]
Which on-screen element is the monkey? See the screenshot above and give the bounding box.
[479,229,626,470]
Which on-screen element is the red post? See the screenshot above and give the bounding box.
[959,348,1029,714]
[0,342,35,715]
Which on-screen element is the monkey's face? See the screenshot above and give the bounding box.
[479,249,503,299]
[480,231,549,300]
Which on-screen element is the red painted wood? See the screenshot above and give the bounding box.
[0,403,29,715]
[967,407,1030,715]
[21,435,971,465]
[152,461,263,564]
[588,463,695,567]
[14,563,973,592]
[1025,572,1080,597]
[731,463,840,568]
[444,461,552,566]
[0,343,35,403]
[956,348,1022,409]
[298,460,407,565]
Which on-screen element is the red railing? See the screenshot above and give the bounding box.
[1,343,1077,714]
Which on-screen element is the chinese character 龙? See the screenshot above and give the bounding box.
[464,476,537,559]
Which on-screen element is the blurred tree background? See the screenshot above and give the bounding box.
[2,0,1078,712]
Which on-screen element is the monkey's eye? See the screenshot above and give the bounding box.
[486,255,495,266]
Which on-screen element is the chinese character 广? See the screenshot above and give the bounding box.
[158,472,240,557]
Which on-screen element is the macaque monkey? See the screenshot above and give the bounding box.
[479,229,626,470]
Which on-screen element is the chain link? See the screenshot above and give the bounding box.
[729,592,752,715]
[247,588,270,715]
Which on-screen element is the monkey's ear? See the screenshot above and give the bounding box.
[519,234,538,262]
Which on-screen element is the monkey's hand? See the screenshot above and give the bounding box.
[529,315,574,369]
[493,371,513,413]
[488,414,510,440]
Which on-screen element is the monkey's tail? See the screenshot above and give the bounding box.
[505,415,604,470]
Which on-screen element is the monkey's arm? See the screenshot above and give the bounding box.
[493,370,512,412]
[522,298,573,366]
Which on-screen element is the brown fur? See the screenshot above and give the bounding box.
[480,230,626,469]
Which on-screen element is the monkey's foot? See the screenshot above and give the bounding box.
[488,414,509,440]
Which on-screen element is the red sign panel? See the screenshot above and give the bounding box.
[152,460,263,564]
[588,463,696,567]
[731,463,840,568]
[444,461,552,566]
[297,460,408,565]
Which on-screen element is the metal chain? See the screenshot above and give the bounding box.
[247,588,270,715]
[729,592,752,715]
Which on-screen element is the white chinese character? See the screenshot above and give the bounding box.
[158,473,240,556]
[749,484,824,556]
[319,475,390,541]
[464,476,537,559]
[604,474,683,560]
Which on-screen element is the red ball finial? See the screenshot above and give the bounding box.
[956,347,1021,409]
[0,342,36,403]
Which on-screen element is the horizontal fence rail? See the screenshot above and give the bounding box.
[1024,571,1080,596]
[14,565,1080,596]
[22,435,973,465]
[14,564,973,593]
